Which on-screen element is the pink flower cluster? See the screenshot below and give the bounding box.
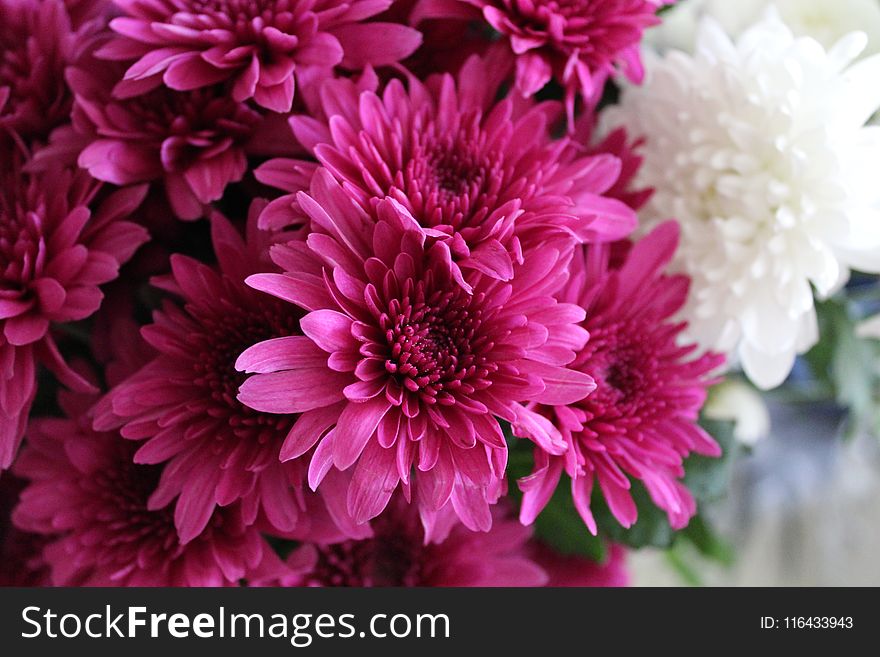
[2,0,719,588]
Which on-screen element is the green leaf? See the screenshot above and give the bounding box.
[502,421,607,560]
[806,297,879,436]
[502,416,739,553]
[665,544,704,587]
[591,480,676,549]
[683,417,738,502]
[678,514,734,566]
[531,477,607,561]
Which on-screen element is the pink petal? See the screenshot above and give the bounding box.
[332,395,391,470]
[347,438,399,523]
[237,370,347,413]
[3,314,49,346]
[300,309,355,353]
[279,401,346,462]
[332,23,422,69]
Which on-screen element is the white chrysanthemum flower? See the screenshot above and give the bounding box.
[649,0,880,57]
[607,11,880,388]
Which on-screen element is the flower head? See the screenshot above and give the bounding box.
[13,388,287,586]
[260,55,636,280]
[56,55,261,220]
[520,222,723,533]
[92,210,323,541]
[0,0,81,146]
[0,157,148,470]
[650,0,880,57]
[530,542,628,586]
[98,0,422,112]
[237,170,595,532]
[608,12,880,388]
[282,495,547,586]
[0,474,49,586]
[412,0,663,118]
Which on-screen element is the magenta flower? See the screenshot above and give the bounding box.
[520,222,724,533]
[0,0,81,145]
[13,390,288,587]
[55,55,261,220]
[0,474,50,587]
[98,0,422,112]
[413,0,662,118]
[64,0,111,28]
[280,495,547,586]
[0,158,148,471]
[530,542,628,587]
[237,170,595,531]
[92,210,320,542]
[259,55,636,280]
[582,126,652,212]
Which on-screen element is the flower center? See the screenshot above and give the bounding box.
[190,295,300,436]
[173,0,305,42]
[578,320,662,419]
[0,181,42,287]
[87,440,178,551]
[306,511,425,586]
[107,89,256,173]
[529,0,588,19]
[0,30,68,139]
[380,283,495,403]
[402,114,504,232]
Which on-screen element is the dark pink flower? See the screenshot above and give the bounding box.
[63,0,110,29]
[98,0,422,112]
[0,157,148,471]
[413,0,662,119]
[530,542,628,586]
[0,474,50,587]
[236,170,595,532]
[12,389,288,587]
[520,222,724,533]
[583,126,652,212]
[0,0,81,145]
[389,0,498,78]
[55,55,261,219]
[259,54,636,280]
[281,495,547,586]
[92,210,326,542]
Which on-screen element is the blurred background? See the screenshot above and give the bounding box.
[632,401,880,585]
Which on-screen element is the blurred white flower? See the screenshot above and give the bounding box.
[607,11,880,389]
[856,313,880,339]
[649,0,880,57]
[704,380,771,446]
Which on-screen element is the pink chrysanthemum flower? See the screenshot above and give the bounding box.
[92,210,319,542]
[13,388,288,587]
[54,55,261,220]
[0,0,82,145]
[412,0,663,119]
[0,158,148,470]
[97,0,422,112]
[281,495,547,586]
[530,542,628,586]
[0,474,50,586]
[582,126,652,212]
[259,55,636,280]
[237,170,595,531]
[64,0,110,28]
[520,222,724,533]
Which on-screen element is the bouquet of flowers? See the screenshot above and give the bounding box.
[2,0,879,587]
